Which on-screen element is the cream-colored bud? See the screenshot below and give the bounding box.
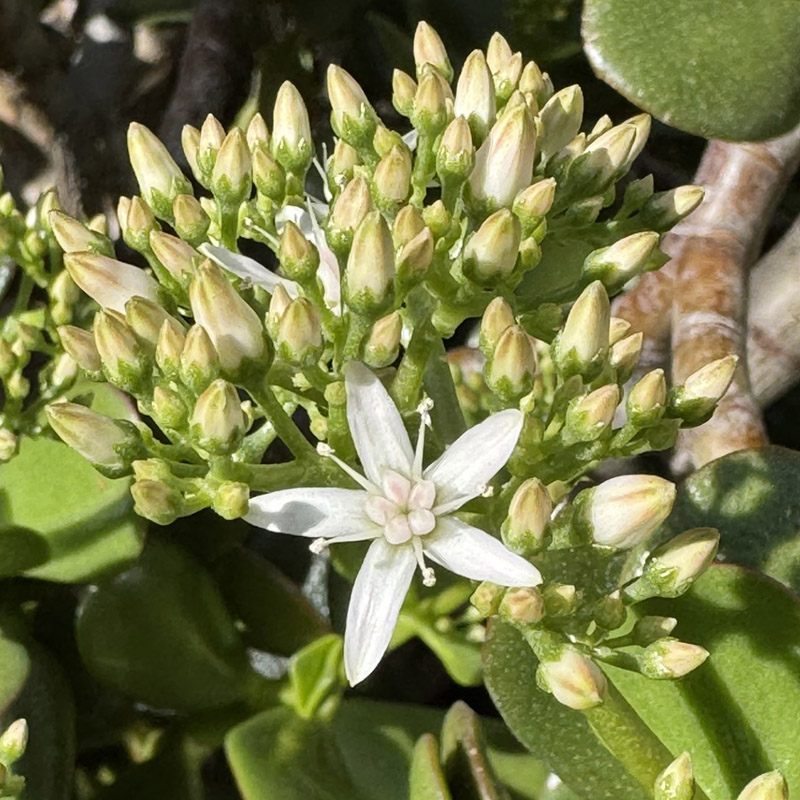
[512,178,556,234]
[480,297,515,355]
[503,477,552,554]
[584,124,637,179]
[628,368,667,423]
[655,752,694,800]
[392,69,417,117]
[486,32,514,75]
[127,122,191,218]
[152,385,188,429]
[492,51,523,104]
[150,231,198,279]
[737,772,789,800]
[585,474,676,549]
[279,221,320,282]
[393,204,426,248]
[52,352,78,387]
[565,384,620,441]
[51,269,81,307]
[437,116,474,183]
[252,149,285,201]
[620,113,651,170]
[555,281,610,377]
[276,297,323,367]
[246,112,270,152]
[373,146,412,212]
[608,316,632,345]
[586,231,660,291]
[454,50,495,143]
[189,259,265,373]
[272,81,313,172]
[327,139,360,189]
[588,114,614,142]
[488,324,536,399]
[413,21,453,81]
[122,196,160,253]
[467,104,536,212]
[500,586,544,625]
[65,252,159,314]
[117,196,131,230]
[538,648,607,710]
[125,296,176,348]
[344,211,395,314]
[519,60,548,104]
[610,331,643,380]
[537,85,584,162]
[329,176,373,251]
[647,527,719,596]
[212,128,252,205]
[682,355,737,403]
[641,185,705,230]
[198,114,225,176]
[59,325,102,373]
[0,429,17,463]
[132,479,181,525]
[213,481,250,520]
[190,378,246,454]
[180,324,218,391]
[397,227,434,279]
[422,199,451,238]
[364,311,402,368]
[464,208,522,281]
[49,211,112,256]
[327,65,377,144]
[156,318,186,379]
[641,638,709,679]
[181,124,201,180]
[413,67,448,134]
[46,402,134,472]
[266,283,292,339]
[93,310,147,388]
[470,581,503,618]
[0,719,28,765]
[172,194,210,245]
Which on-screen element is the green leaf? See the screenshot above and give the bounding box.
[213,547,329,656]
[667,446,800,592]
[225,706,365,800]
[0,635,30,716]
[410,734,452,800]
[76,540,250,712]
[582,0,800,140]
[607,564,800,800]
[283,634,343,719]
[483,620,646,800]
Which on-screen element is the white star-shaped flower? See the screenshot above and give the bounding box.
[245,361,541,685]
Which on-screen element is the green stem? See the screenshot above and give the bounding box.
[340,312,371,364]
[218,204,240,252]
[247,380,316,461]
[244,459,309,492]
[13,274,33,314]
[410,132,436,207]
[391,316,437,412]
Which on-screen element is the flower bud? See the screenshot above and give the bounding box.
[197,114,226,179]
[0,429,17,463]
[412,66,448,135]
[122,196,161,253]
[344,211,395,314]
[500,586,544,625]
[190,378,246,454]
[542,583,579,616]
[581,474,676,549]
[51,269,81,307]
[392,69,417,117]
[480,297,515,355]
[580,124,637,187]
[49,211,113,256]
[633,616,677,646]
[503,477,552,554]
[132,479,182,525]
[608,316,632,345]
[413,21,453,81]
[512,178,556,236]
[190,259,266,374]
[276,297,323,366]
[272,81,313,173]
[470,581,503,618]
[641,638,709,679]
[0,719,27,766]
[464,209,521,282]
[181,124,202,180]
[644,527,719,597]
[364,311,402,368]
[65,253,159,314]
[519,60,549,106]
[327,139,360,191]
[393,205,426,249]
[609,331,643,382]
[156,318,186,380]
[125,296,177,350]
[94,310,149,390]
[594,590,626,630]
[246,112,270,152]
[47,401,135,473]
[487,324,536,399]
[327,65,378,148]
[328,176,373,253]
[0,339,14,378]
[172,194,210,246]
[641,186,705,231]
[565,385,620,442]
[212,128,252,206]
[537,85,584,162]
[252,149,286,202]
[554,281,610,378]
[454,50,496,143]
[180,324,219,392]
[620,113,651,171]
[213,481,250,520]
[628,368,667,425]
[266,283,292,339]
[492,51,523,105]
[127,123,192,218]
[422,199,451,239]
[486,32,513,74]
[669,356,737,424]
[737,772,789,800]
[655,752,694,800]
[584,232,660,292]
[7,372,29,401]
[466,104,536,213]
[59,325,102,374]
[151,385,188,429]
[397,227,434,280]
[437,116,474,185]
[373,146,412,214]
[279,221,320,282]
[150,231,198,279]
[537,648,607,710]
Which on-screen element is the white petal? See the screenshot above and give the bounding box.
[199,243,300,297]
[275,205,314,237]
[424,515,541,586]
[344,362,414,485]
[402,129,419,150]
[345,538,416,685]
[245,487,374,539]
[425,409,523,510]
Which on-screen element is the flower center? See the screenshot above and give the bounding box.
[364,470,437,545]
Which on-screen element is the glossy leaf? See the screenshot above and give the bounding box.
[0,636,30,716]
[410,734,452,800]
[582,0,800,141]
[283,634,343,719]
[76,540,250,712]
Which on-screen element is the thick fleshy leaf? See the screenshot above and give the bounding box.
[425,516,541,587]
[76,540,250,712]
[426,410,523,510]
[345,362,415,485]
[245,487,374,539]
[582,0,800,141]
[345,538,416,685]
[409,734,452,800]
[199,243,300,296]
[0,637,30,717]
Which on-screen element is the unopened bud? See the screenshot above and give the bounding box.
[393,204,426,248]
[594,590,626,630]
[180,324,219,392]
[655,752,694,800]
[538,648,607,710]
[470,581,503,618]
[454,50,496,143]
[422,199,451,238]
[669,356,737,424]
[487,325,536,399]
[212,128,252,205]
[213,481,250,520]
[0,719,27,765]
[512,178,556,236]
[190,379,246,454]
[272,81,313,173]
[252,149,286,203]
[641,638,709,679]
[122,196,160,253]
[500,586,544,625]
[94,310,149,390]
[413,21,453,81]
[181,124,202,180]
[537,85,584,162]
[246,112,270,152]
[643,527,719,597]
[190,259,266,374]
[633,616,678,646]
[328,176,373,253]
[555,281,610,378]
[392,69,417,117]
[171,194,209,247]
[49,211,113,256]
[519,60,549,106]
[47,402,135,474]
[327,139,360,190]
[58,325,102,374]
[464,209,521,282]
[197,115,226,180]
[150,231,198,280]
[492,51,523,105]
[579,124,636,188]
[152,385,188,429]
[266,283,292,339]
[565,384,620,442]
[641,186,705,231]
[0,429,17,463]
[279,221,320,282]
[412,67,448,135]
[610,331,643,382]
[584,232,660,292]
[543,583,579,616]
[127,123,192,218]
[502,477,552,554]
[65,252,159,314]
[608,316,632,345]
[486,32,513,75]
[628,369,667,425]
[480,297,515,355]
[327,65,378,148]
[373,147,412,214]
[437,116,474,184]
[51,269,81,307]
[132,479,181,525]
[344,211,394,314]
[620,113,651,171]
[276,297,323,366]
[364,311,402,368]
[737,772,789,800]
[125,296,176,349]
[580,474,676,549]
[156,318,186,379]
[397,227,434,280]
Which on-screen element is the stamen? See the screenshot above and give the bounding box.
[413,396,434,477]
[478,483,495,498]
[316,442,377,492]
[243,219,280,248]
[309,538,328,554]
[412,538,436,587]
